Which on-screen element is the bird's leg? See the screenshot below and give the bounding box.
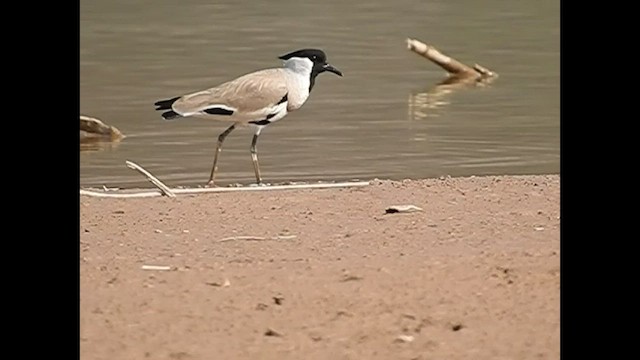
[207,124,236,187]
[250,127,264,185]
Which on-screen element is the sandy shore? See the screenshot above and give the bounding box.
[80,174,560,360]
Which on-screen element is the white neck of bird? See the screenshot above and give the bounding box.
[283,57,313,77]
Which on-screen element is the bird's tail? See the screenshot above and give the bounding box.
[154,96,182,120]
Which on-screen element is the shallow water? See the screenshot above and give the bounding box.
[80,0,559,188]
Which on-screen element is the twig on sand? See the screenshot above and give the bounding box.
[80,181,370,198]
[80,160,369,198]
[219,236,267,242]
[125,160,176,198]
[80,189,161,198]
[141,265,172,271]
[218,235,297,243]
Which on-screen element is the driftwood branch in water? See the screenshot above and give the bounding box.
[405,38,498,120]
[125,160,176,198]
[406,38,497,79]
[472,64,496,77]
[80,115,125,142]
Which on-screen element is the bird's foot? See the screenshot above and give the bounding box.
[204,180,218,188]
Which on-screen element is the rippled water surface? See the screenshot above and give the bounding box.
[80,0,559,188]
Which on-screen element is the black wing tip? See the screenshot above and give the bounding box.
[154,96,181,110]
[161,110,181,120]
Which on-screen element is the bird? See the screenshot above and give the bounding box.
[154,48,343,187]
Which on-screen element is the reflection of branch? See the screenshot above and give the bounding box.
[409,75,498,120]
[408,88,453,120]
[406,38,498,120]
[80,139,123,152]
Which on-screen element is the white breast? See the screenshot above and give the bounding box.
[285,75,310,110]
[282,58,313,111]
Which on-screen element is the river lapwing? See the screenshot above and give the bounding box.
[154,48,342,187]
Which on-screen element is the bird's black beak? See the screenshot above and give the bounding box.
[323,63,343,76]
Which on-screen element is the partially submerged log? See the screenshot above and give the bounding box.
[406,38,498,119]
[80,115,125,143]
[406,38,497,81]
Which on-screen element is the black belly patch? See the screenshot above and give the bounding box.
[277,93,288,105]
[203,107,234,115]
[249,113,277,126]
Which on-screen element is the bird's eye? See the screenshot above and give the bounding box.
[312,55,317,60]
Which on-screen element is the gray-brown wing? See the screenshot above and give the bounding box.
[172,69,289,118]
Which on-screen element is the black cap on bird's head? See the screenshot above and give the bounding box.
[279,48,343,77]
